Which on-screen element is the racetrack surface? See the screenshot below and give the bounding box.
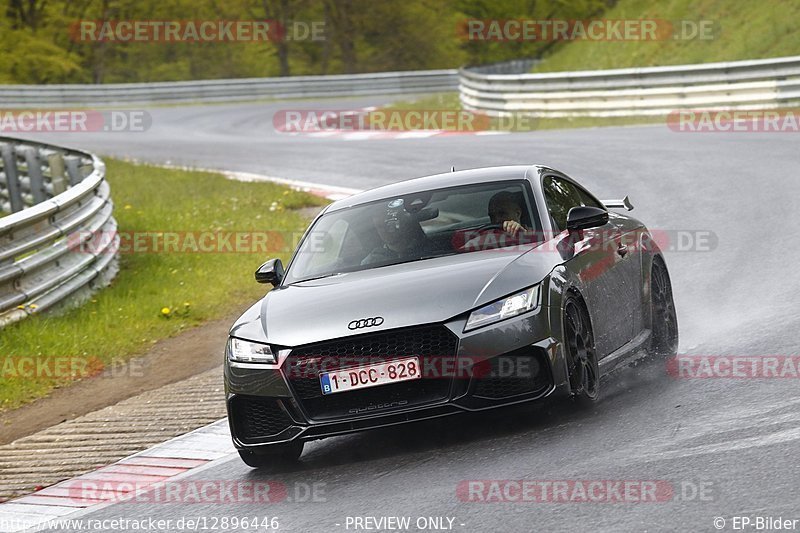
[19,98,800,532]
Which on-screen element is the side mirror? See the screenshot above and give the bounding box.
[566,206,609,232]
[255,258,284,286]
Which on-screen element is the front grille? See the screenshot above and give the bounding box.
[230,396,294,441]
[471,348,551,399]
[285,326,457,420]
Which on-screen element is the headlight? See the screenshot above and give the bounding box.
[227,337,277,364]
[465,285,540,332]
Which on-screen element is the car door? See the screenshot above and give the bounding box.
[542,175,633,356]
[574,184,644,340]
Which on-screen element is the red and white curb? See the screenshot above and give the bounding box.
[278,129,509,141]
[0,420,233,533]
[0,169,355,532]
[0,170,359,531]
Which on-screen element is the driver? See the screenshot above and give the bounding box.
[361,202,432,265]
[453,191,531,251]
[488,191,527,236]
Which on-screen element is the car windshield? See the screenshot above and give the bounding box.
[284,180,541,284]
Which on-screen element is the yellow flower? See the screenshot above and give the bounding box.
[161,307,171,316]
[124,204,133,209]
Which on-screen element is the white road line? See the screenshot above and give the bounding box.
[340,131,384,141]
[221,170,363,200]
[138,162,363,201]
[395,130,443,139]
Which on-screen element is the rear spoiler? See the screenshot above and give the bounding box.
[601,196,634,211]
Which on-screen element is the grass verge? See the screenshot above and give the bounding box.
[0,159,327,412]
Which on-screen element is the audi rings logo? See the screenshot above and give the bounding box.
[348,317,384,330]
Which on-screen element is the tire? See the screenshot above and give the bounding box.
[238,441,304,469]
[649,257,679,357]
[563,295,600,406]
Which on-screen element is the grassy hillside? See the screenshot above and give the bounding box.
[535,0,800,72]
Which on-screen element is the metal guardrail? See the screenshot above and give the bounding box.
[0,70,458,107]
[0,137,118,327]
[459,55,800,117]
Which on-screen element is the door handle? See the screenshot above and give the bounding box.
[616,244,628,257]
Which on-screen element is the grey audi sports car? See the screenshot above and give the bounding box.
[225,165,678,467]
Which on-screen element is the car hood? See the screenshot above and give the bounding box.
[230,245,563,347]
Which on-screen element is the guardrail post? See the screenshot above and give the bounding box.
[1,143,24,213]
[23,147,47,204]
[64,155,83,186]
[47,152,68,196]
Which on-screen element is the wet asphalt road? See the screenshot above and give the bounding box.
[20,97,800,532]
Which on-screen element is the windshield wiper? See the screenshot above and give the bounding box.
[291,272,346,284]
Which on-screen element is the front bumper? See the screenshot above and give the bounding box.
[224,305,568,450]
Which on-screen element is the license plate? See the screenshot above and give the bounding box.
[320,357,421,395]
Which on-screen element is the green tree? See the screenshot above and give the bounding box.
[0,0,611,84]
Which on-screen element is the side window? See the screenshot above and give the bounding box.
[576,186,605,210]
[543,177,584,231]
[543,176,606,231]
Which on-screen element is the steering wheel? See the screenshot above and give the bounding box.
[473,223,504,233]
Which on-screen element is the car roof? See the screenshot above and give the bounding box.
[325,165,551,212]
